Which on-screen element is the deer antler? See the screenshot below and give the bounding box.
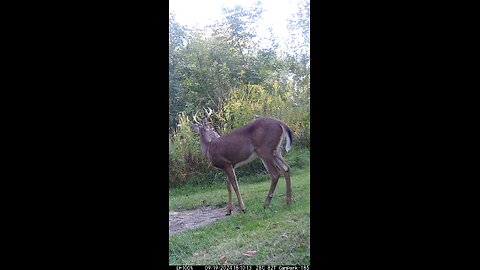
[192,111,201,125]
[204,107,213,119]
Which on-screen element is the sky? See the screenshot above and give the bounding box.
[169,0,303,51]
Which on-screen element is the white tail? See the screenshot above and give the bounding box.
[282,125,292,152]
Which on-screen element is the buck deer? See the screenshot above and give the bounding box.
[190,108,293,216]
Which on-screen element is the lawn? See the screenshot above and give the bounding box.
[169,161,310,265]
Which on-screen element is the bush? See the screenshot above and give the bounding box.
[218,83,310,148]
[169,83,310,187]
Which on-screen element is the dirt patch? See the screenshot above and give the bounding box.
[169,206,237,235]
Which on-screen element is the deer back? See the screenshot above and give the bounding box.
[207,117,287,169]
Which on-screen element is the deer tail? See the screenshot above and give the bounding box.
[281,123,293,152]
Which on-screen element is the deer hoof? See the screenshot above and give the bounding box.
[242,209,246,213]
[226,210,232,216]
[264,200,271,208]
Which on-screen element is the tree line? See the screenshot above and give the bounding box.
[169,0,310,186]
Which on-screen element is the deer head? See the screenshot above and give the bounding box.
[190,107,220,156]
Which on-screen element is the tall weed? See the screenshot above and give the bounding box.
[169,83,310,187]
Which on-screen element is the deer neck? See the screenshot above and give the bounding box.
[199,134,213,159]
[199,128,221,160]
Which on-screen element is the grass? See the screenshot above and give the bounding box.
[169,153,310,265]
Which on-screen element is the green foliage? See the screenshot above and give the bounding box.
[169,83,309,187]
[219,83,310,148]
[169,112,214,186]
[169,1,310,187]
[287,0,310,60]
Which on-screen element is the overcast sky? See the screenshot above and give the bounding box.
[169,0,303,51]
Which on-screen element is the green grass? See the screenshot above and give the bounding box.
[169,158,310,265]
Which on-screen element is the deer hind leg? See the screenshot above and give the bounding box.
[260,156,281,208]
[226,178,233,215]
[224,165,246,213]
[273,152,292,205]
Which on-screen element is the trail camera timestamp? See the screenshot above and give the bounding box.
[180,266,310,270]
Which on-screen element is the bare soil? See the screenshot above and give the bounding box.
[169,206,238,235]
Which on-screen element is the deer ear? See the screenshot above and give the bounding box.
[190,123,200,133]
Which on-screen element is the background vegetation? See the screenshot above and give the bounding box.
[169,0,310,187]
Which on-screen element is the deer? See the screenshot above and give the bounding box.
[190,108,293,216]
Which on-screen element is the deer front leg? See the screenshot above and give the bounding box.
[226,178,233,216]
[224,165,246,213]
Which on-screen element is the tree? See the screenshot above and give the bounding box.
[168,1,310,131]
[211,3,263,86]
[287,0,310,61]
[169,13,187,128]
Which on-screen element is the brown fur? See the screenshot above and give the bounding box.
[191,116,293,215]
